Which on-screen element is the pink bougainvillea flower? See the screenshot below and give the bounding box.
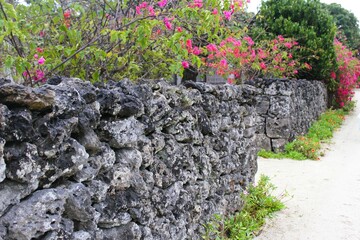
[186,39,193,50]
[304,63,312,70]
[22,71,29,77]
[63,10,71,19]
[227,77,234,84]
[36,69,45,80]
[148,6,155,16]
[182,61,190,69]
[244,36,254,46]
[212,8,218,15]
[176,27,182,32]
[139,2,148,8]
[136,6,142,15]
[193,47,201,55]
[278,35,285,42]
[64,19,71,28]
[284,42,293,48]
[234,0,243,7]
[288,53,293,59]
[39,31,45,37]
[38,56,46,65]
[157,0,167,8]
[260,62,267,70]
[223,11,232,20]
[257,48,267,59]
[233,40,242,47]
[206,44,218,52]
[330,71,337,79]
[288,60,296,67]
[36,47,43,53]
[189,0,203,8]
[163,17,172,30]
[34,54,38,59]
[195,0,203,8]
[293,70,298,74]
[226,37,235,43]
[226,37,241,47]
[251,49,256,59]
[136,2,148,15]
[220,58,228,68]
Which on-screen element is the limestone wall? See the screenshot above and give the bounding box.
[247,78,328,151]
[0,77,327,240]
[0,78,258,240]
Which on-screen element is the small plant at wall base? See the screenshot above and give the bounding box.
[258,104,352,160]
[203,175,285,240]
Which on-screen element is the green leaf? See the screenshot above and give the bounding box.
[3,2,17,20]
[58,34,65,43]
[110,30,118,43]
[53,16,60,25]
[4,56,15,69]
[64,48,74,56]
[192,55,202,69]
[55,45,64,51]
[92,70,100,81]
[118,31,128,43]
[59,25,67,32]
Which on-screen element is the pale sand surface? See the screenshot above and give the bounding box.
[255,89,360,240]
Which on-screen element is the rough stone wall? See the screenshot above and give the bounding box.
[0,78,259,240]
[247,78,328,151]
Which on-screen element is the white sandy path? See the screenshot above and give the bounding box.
[254,89,360,240]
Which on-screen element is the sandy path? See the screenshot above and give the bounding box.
[254,89,360,240]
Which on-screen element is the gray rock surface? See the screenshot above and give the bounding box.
[0,188,69,240]
[0,138,5,183]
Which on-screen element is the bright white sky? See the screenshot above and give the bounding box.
[247,0,360,23]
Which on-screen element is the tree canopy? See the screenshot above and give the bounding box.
[322,3,360,50]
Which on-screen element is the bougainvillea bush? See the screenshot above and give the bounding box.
[257,0,337,82]
[0,0,307,85]
[332,39,360,107]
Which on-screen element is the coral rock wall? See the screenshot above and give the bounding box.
[0,78,258,240]
[0,77,327,239]
[248,78,327,151]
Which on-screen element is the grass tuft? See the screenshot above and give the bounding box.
[203,175,285,240]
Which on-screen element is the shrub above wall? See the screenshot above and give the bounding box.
[256,0,337,83]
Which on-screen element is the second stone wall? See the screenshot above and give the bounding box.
[246,78,328,151]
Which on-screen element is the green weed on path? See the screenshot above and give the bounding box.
[258,101,355,160]
[203,175,285,240]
